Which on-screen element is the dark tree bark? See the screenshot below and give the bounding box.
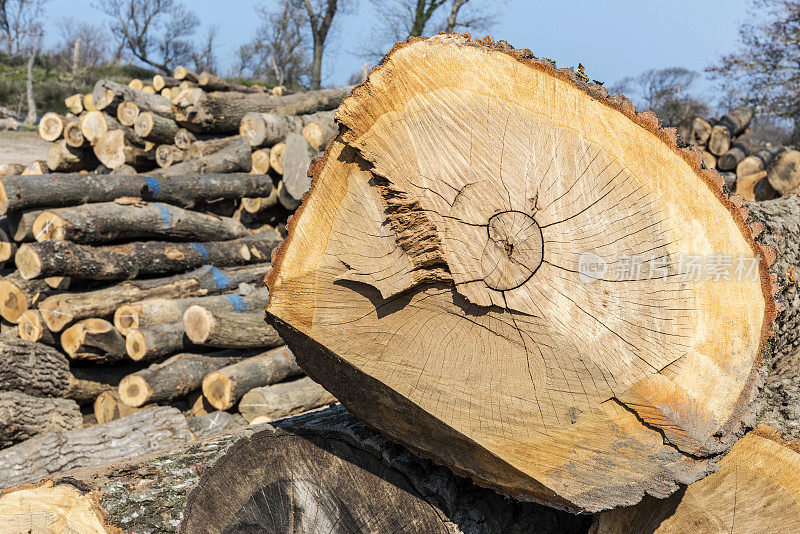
[0,338,72,398]
[0,391,82,448]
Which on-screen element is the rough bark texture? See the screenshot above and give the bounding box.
[238,376,335,422]
[119,351,246,407]
[152,136,252,176]
[0,337,72,397]
[0,391,82,447]
[34,201,248,244]
[183,306,282,349]
[38,263,268,332]
[173,86,352,134]
[0,172,274,214]
[201,346,302,410]
[749,196,800,439]
[16,234,278,281]
[0,406,192,489]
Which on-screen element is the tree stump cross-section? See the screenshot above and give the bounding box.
[265,35,776,512]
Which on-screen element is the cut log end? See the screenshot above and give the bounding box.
[201,371,233,411]
[14,244,43,280]
[38,113,65,142]
[0,282,29,324]
[183,305,213,343]
[117,101,140,127]
[31,211,65,241]
[117,374,153,408]
[113,303,141,335]
[125,330,149,361]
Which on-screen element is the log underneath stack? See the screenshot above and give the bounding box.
[125,321,192,361]
[0,338,71,397]
[92,79,172,118]
[152,136,252,176]
[238,376,335,422]
[183,306,282,348]
[60,318,127,362]
[0,391,81,447]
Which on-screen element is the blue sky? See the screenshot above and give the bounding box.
[46,0,748,96]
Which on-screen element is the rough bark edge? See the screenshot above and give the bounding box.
[265,34,778,450]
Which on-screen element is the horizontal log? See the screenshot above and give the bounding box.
[38,263,268,332]
[718,106,754,137]
[250,147,271,174]
[18,309,58,346]
[0,172,273,214]
[707,125,731,156]
[116,100,139,126]
[92,79,172,117]
[134,111,179,143]
[125,321,193,361]
[0,163,25,177]
[38,112,67,142]
[62,120,88,148]
[198,72,265,93]
[0,337,72,397]
[119,351,246,407]
[184,135,241,159]
[202,345,302,410]
[82,92,95,112]
[302,114,338,150]
[174,65,199,83]
[173,86,352,133]
[155,144,185,167]
[277,180,301,210]
[153,74,180,91]
[114,286,268,335]
[21,160,46,175]
[0,391,81,447]
[45,140,97,172]
[60,318,127,362]
[187,410,247,439]
[676,116,711,146]
[93,129,154,170]
[33,201,248,244]
[64,93,83,114]
[93,389,148,424]
[152,136,252,176]
[0,272,51,323]
[767,149,800,195]
[69,361,148,405]
[238,376,335,422]
[16,234,278,280]
[239,110,335,147]
[79,111,141,145]
[0,406,581,533]
[183,306,282,349]
[0,406,192,488]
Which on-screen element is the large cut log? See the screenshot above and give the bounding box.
[92,79,172,117]
[38,263,268,332]
[118,351,245,407]
[64,93,83,114]
[302,113,338,150]
[116,100,140,126]
[0,337,71,397]
[0,391,81,447]
[0,406,583,533]
[0,406,192,489]
[33,201,248,244]
[134,111,180,143]
[79,110,142,145]
[282,132,318,201]
[173,86,352,133]
[264,35,776,513]
[60,318,127,362]
[16,234,278,280]
[125,321,193,361]
[93,129,154,170]
[45,139,97,172]
[767,149,800,195]
[114,286,268,335]
[0,172,274,214]
[202,346,302,410]
[0,271,50,323]
[152,136,252,176]
[184,306,282,349]
[239,110,335,147]
[238,376,335,422]
[676,115,711,146]
[38,112,67,141]
[590,425,800,534]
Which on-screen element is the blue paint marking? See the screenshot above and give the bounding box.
[155,203,172,228]
[191,243,209,262]
[210,266,228,289]
[227,294,246,312]
[144,176,160,197]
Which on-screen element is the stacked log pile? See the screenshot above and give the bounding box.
[0,65,346,492]
[677,108,800,201]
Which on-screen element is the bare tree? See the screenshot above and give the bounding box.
[300,0,346,90]
[192,25,218,74]
[0,0,47,58]
[361,0,499,60]
[237,0,310,88]
[707,0,800,144]
[612,68,709,127]
[92,0,200,74]
[54,18,110,84]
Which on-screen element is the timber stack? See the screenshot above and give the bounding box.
[677,108,800,202]
[3,37,800,533]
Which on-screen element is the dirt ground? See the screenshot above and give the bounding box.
[0,130,49,165]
